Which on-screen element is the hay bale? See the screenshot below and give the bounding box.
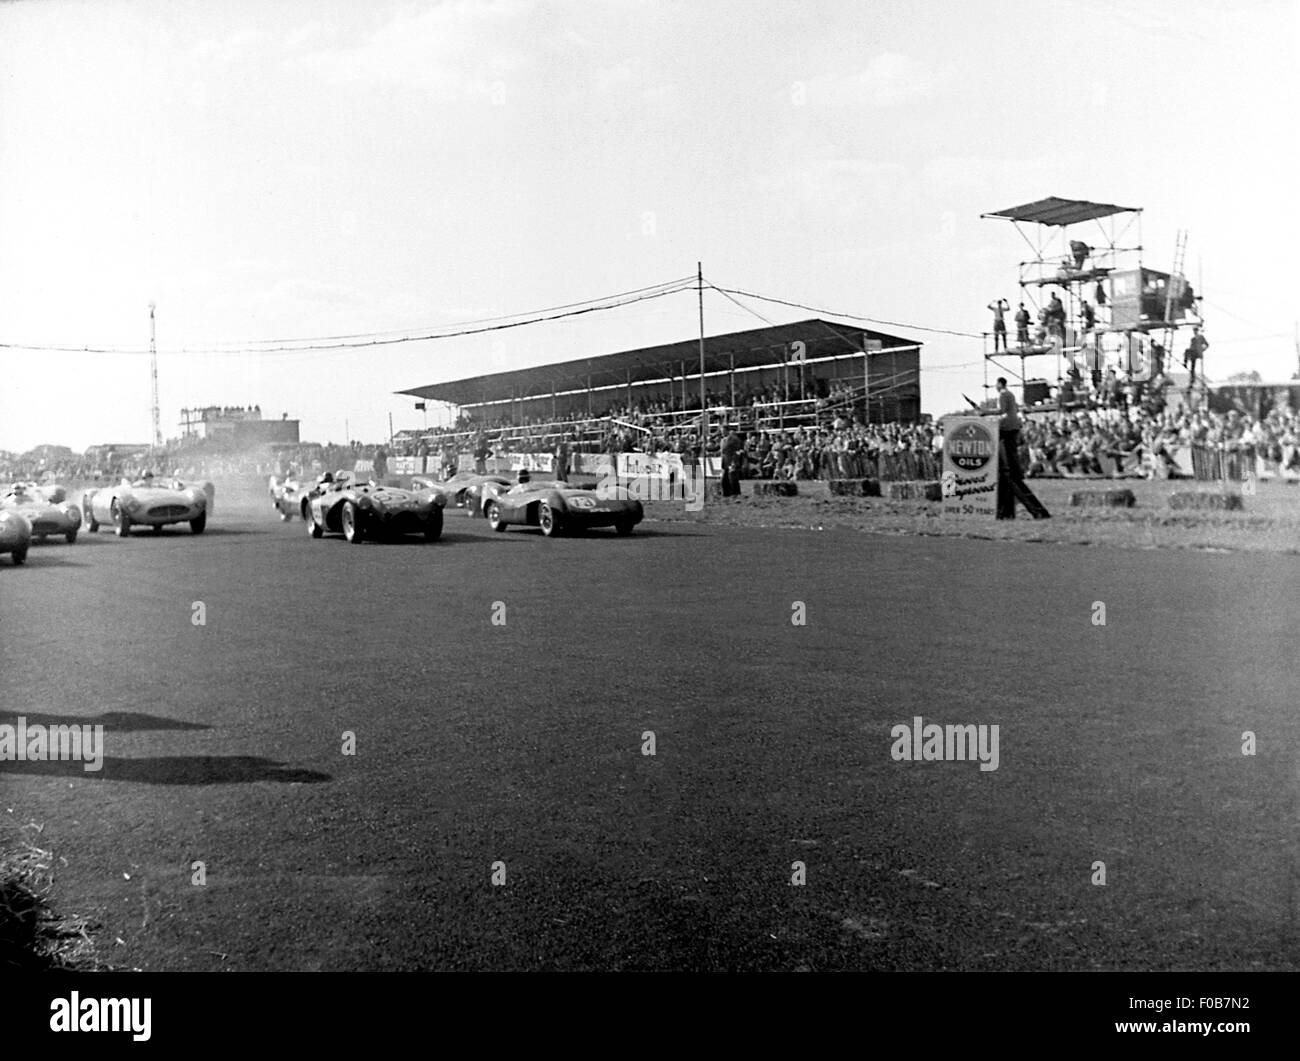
[829,478,882,497]
[887,480,942,502]
[754,480,798,497]
[1070,489,1137,508]
[1168,491,1244,511]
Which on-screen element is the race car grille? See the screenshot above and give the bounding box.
[31,520,61,534]
[149,505,190,519]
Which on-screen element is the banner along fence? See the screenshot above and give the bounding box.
[397,449,942,483]
[1188,444,1300,483]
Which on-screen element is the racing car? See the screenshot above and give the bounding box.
[82,473,215,537]
[480,478,643,536]
[0,508,32,565]
[305,476,445,543]
[0,483,81,543]
[268,472,321,521]
[410,472,510,516]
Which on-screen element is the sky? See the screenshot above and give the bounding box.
[1,0,1297,453]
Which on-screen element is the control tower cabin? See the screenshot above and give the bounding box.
[980,196,1204,407]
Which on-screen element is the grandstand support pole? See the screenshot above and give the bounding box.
[863,345,870,426]
[697,261,707,493]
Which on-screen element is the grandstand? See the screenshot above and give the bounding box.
[396,318,922,454]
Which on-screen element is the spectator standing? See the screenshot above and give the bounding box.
[1148,339,1166,379]
[996,376,1024,484]
[1046,291,1066,338]
[553,435,571,482]
[1014,303,1031,348]
[1184,327,1208,385]
[721,429,743,496]
[989,298,1009,352]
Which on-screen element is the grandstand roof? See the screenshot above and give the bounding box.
[982,196,1140,227]
[397,318,919,407]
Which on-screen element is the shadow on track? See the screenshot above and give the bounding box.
[0,755,331,785]
[0,553,88,568]
[0,711,210,733]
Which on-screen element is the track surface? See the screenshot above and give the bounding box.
[2,480,1298,970]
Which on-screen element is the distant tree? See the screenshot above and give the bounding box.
[1225,370,1263,383]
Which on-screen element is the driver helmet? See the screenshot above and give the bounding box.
[518,468,531,484]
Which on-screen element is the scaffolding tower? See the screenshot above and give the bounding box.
[979,196,1204,408]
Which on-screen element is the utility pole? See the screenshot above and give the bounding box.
[149,302,161,449]
[697,261,707,498]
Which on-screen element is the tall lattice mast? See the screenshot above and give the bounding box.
[149,302,161,448]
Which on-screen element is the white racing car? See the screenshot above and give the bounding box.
[83,473,215,537]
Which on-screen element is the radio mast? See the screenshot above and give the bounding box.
[149,302,161,448]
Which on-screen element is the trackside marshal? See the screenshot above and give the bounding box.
[941,416,1000,517]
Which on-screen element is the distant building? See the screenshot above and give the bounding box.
[179,405,299,445]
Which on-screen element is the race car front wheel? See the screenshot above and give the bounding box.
[486,501,507,532]
[85,502,99,533]
[11,546,26,565]
[306,505,323,538]
[538,502,562,538]
[341,501,364,544]
[190,512,207,534]
[113,501,131,538]
[424,506,444,542]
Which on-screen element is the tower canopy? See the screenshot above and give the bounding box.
[982,196,1140,227]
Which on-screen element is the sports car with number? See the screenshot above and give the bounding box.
[0,508,32,565]
[305,477,445,543]
[410,472,510,516]
[480,479,643,536]
[0,483,81,544]
[82,473,215,537]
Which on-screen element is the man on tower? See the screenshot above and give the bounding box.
[1014,303,1031,348]
[1184,327,1209,386]
[988,298,1009,352]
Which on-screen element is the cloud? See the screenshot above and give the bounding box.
[288,1,532,102]
[919,155,1065,196]
[755,158,907,202]
[814,52,949,108]
[193,28,270,66]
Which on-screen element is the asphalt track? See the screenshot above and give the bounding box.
[2,479,1298,970]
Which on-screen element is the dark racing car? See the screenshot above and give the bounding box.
[410,472,511,517]
[305,477,445,543]
[480,479,642,537]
